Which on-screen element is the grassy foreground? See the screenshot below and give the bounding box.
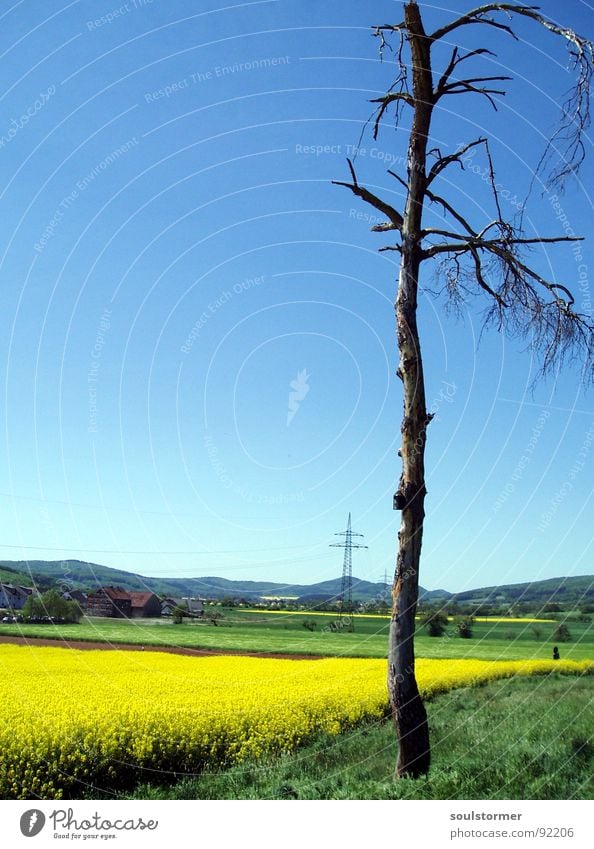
[131,675,594,800]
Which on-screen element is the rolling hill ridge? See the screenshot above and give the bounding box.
[0,559,592,606]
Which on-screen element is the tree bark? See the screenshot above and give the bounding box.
[388,0,433,779]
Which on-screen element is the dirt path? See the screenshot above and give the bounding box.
[0,633,322,660]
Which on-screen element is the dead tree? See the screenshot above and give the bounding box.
[334,2,593,778]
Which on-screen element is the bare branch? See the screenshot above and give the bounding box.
[442,74,512,89]
[423,217,594,332]
[370,92,414,139]
[430,3,594,187]
[372,25,394,60]
[433,237,593,380]
[424,187,477,235]
[485,248,592,379]
[423,229,471,246]
[470,245,508,307]
[437,80,508,110]
[333,159,404,232]
[431,5,539,42]
[387,169,409,191]
[351,21,408,154]
[536,39,594,186]
[423,232,583,257]
[426,138,486,185]
[436,72,513,107]
[373,23,407,35]
[425,242,473,256]
[447,75,511,86]
[483,137,504,224]
[435,47,497,94]
[372,222,400,233]
[492,235,583,246]
[436,46,460,95]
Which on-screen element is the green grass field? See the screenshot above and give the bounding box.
[128,674,593,800]
[1,609,592,661]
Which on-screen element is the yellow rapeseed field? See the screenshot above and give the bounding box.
[0,645,590,799]
[238,609,554,622]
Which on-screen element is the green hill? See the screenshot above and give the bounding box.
[449,574,593,607]
[0,560,591,608]
[0,564,35,587]
[0,561,394,603]
[0,560,150,593]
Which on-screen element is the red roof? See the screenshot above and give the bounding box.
[90,586,131,602]
[128,591,157,609]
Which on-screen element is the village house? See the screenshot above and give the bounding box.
[0,583,34,611]
[161,597,204,617]
[61,589,88,606]
[128,591,162,619]
[181,597,204,616]
[85,586,132,618]
[85,587,164,618]
[160,598,178,617]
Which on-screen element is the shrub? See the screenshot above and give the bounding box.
[455,616,474,639]
[552,623,572,643]
[420,610,448,637]
[171,606,186,624]
[22,590,82,623]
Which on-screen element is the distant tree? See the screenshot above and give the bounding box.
[221,596,237,608]
[23,590,81,623]
[62,599,83,624]
[455,616,474,639]
[41,589,69,619]
[22,594,43,619]
[420,610,448,637]
[552,623,572,643]
[205,609,224,626]
[171,606,186,624]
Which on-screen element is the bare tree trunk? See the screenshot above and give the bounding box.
[388,0,432,779]
[335,0,594,779]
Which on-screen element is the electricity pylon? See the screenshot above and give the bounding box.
[330,513,367,631]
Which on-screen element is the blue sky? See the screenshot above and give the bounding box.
[0,0,592,592]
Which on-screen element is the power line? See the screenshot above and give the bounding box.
[0,541,334,557]
[0,491,294,523]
